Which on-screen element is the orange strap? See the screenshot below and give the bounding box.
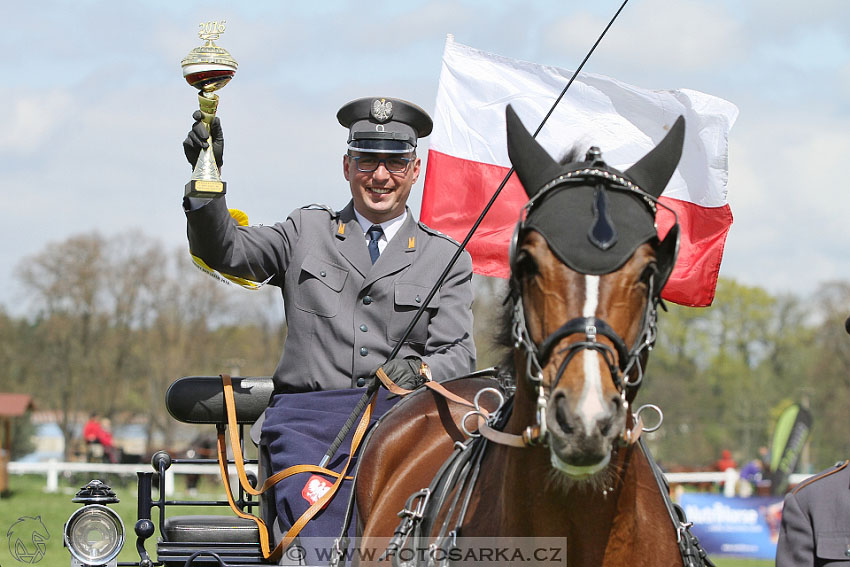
[376,367,478,410]
[217,374,375,560]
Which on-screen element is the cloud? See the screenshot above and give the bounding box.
[0,90,73,153]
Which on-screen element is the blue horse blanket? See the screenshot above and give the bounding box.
[260,388,398,540]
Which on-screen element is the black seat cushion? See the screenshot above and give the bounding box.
[163,515,260,544]
[166,376,274,424]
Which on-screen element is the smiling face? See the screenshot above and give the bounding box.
[343,150,421,224]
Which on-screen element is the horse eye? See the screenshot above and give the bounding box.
[639,263,658,285]
[515,251,539,279]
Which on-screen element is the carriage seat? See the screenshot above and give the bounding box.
[161,376,275,559]
[166,375,274,425]
[162,515,260,543]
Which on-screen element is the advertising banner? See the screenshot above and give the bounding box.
[769,403,813,495]
[680,493,784,560]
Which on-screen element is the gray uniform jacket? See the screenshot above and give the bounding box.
[186,197,476,394]
[776,460,850,567]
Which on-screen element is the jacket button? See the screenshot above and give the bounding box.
[360,324,368,332]
[356,377,366,387]
[320,271,327,277]
[363,296,373,305]
[360,347,369,356]
[415,295,421,303]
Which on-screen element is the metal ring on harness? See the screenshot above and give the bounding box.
[461,410,488,438]
[635,404,664,433]
[461,388,506,438]
[473,387,505,414]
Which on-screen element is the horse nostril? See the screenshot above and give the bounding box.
[554,396,574,434]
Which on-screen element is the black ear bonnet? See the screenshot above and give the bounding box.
[506,105,685,293]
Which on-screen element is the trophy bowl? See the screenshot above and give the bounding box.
[183,64,236,92]
[181,44,237,93]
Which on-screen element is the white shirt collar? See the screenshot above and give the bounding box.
[353,208,408,247]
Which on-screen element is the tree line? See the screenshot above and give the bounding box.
[2,230,848,471]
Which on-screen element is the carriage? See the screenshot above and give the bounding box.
[64,109,713,567]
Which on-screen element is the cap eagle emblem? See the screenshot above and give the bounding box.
[371,98,393,123]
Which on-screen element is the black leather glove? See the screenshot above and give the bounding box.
[183,110,224,169]
[371,356,427,393]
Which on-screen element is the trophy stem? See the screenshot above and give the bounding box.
[198,92,219,127]
[186,92,226,197]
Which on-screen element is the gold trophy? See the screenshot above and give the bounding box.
[181,21,238,198]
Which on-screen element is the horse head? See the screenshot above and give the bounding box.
[505,105,684,480]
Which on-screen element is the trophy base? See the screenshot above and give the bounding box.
[185,179,226,198]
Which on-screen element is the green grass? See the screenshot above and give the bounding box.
[1,473,776,567]
[1,473,229,567]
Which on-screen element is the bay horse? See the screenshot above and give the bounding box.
[353,107,709,567]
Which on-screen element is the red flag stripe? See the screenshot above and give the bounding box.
[423,150,732,306]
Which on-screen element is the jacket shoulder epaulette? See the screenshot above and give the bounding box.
[300,203,338,217]
[418,222,462,247]
[791,460,849,495]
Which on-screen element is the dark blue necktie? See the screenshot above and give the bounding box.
[367,225,383,264]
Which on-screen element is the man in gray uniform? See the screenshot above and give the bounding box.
[776,459,850,566]
[182,97,477,542]
[182,97,477,394]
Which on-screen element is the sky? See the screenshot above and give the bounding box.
[3,0,850,315]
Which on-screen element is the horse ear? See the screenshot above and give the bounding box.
[655,223,680,294]
[506,105,560,197]
[624,115,685,198]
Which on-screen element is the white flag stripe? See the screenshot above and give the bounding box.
[431,37,738,208]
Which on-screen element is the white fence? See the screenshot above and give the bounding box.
[9,460,810,497]
[8,460,257,495]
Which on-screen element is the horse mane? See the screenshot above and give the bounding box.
[558,147,583,166]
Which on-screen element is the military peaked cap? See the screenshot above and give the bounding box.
[337,97,433,153]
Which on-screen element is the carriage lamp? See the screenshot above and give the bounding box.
[64,480,125,567]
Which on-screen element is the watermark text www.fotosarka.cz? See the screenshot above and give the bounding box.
[286,537,567,566]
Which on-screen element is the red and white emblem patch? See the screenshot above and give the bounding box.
[301,475,333,507]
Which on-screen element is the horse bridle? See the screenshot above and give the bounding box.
[506,166,678,447]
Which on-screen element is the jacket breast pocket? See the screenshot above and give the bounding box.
[389,283,439,346]
[294,256,348,318]
[816,532,850,563]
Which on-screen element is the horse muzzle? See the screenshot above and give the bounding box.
[545,389,627,478]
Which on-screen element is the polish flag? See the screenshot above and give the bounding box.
[421,37,738,307]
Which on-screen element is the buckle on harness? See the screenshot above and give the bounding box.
[399,488,431,520]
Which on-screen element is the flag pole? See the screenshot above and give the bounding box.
[319,0,632,469]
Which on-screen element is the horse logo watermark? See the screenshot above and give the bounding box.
[7,516,50,564]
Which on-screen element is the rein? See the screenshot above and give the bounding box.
[215,374,375,562]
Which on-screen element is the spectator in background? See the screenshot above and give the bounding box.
[739,457,763,497]
[82,414,118,463]
[714,449,737,471]
[82,414,102,445]
[714,449,738,495]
